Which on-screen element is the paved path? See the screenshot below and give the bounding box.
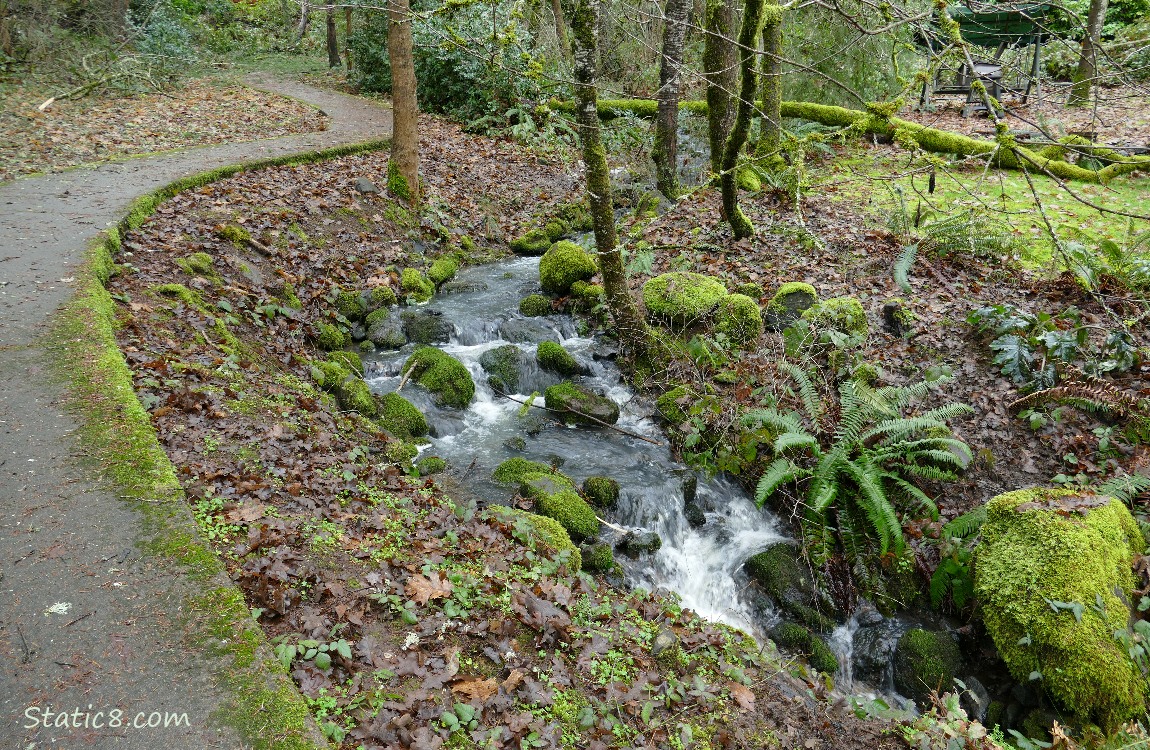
[0,75,391,749]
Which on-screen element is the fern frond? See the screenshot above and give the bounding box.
[779,361,821,427]
[1010,376,1140,418]
[901,448,969,469]
[875,380,931,411]
[894,243,919,294]
[741,408,807,435]
[943,506,987,539]
[1097,474,1150,506]
[844,460,903,554]
[773,431,820,455]
[882,473,939,520]
[900,463,960,482]
[919,403,976,423]
[754,458,804,506]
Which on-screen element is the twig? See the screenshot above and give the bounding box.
[596,515,629,532]
[16,624,31,663]
[396,362,418,392]
[65,610,94,628]
[494,390,663,446]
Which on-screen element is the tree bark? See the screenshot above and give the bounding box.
[756,3,783,159]
[388,0,421,207]
[344,8,353,69]
[652,0,690,199]
[571,0,649,360]
[293,1,310,43]
[721,0,764,239]
[1068,0,1109,106]
[551,0,572,60]
[326,7,341,67]
[703,0,736,177]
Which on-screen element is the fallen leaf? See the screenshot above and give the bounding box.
[452,677,499,702]
[728,681,755,711]
[406,572,452,605]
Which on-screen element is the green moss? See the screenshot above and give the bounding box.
[428,256,460,287]
[714,293,763,346]
[488,506,581,572]
[655,385,697,425]
[510,228,552,256]
[280,282,302,310]
[176,251,218,279]
[335,288,366,320]
[569,280,604,307]
[492,457,554,484]
[378,392,428,440]
[336,377,378,417]
[364,307,390,329]
[400,268,434,303]
[771,623,839,674]
[519,294,552,317]
[737,166,761,192]
[893,629,961,704]
[581,476,619,508]
[735,282,762,299]
[387,159,412,201]
[642,272,728,326]
[800,296,867,335]
[478,344,525,393]
[580,541,615,572]
[368,285,398,310]
[314,321,349,351]
[383,439,418,464]
[310,360,350,392]
[768,282,817,312]
[415,456,447,476]
[543,381,620,426]
[150,283,204,309]
[403,346,475,408]
[544,219,570,242]
[327,350,363,377]
[539,240,596,296]
[216,223,252,244]
[536,341,580,376]
[520,472,600,541]
[974,488,1146,730]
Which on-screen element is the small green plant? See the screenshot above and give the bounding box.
[742,363,971,562]
[1061,220,1150,293]
[1011,372,1150,446]
[929,506,986,612]
[590,650,636,686]
[273,634,353,671]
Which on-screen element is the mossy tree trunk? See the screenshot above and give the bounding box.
[551,0,572,61]
[720,0,765,239]
[387,0,421,207]
[571,0,649,360]
[652,0,690,199]
[756,3,783,159]
[1068,0,1109,106]
[344,8,354,69]
[703,0,736,177]
[326,7,341,67]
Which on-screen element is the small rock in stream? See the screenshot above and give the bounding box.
[617,530,662,558]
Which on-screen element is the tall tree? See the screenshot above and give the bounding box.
[652,0,690,199]
[703,0,736,177]
[551,0,572,60]
[387,0,421,207]
[720,0,765,238]
[571,0,649,359]
[326,6,341,67]
[756,2,783,160]
[1068,0,1109,105]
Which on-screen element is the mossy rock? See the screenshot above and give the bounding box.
[543,382,619,426]
[765,282,818,331]
[216,223,251,244]
[519,294,552,317]
[400,268,435,303]
[403,347,475,408]
[401,310,452,344]
[882,298,914,337]
[544,219,570,242]
[490,506,581,572]
[310,360,350,392]
[510,228,552,256]
[734,282,762,299]
[378,392,428,440]
[479,344,527,394]
[327,350,364,378]
[974,487,1147,730]
[801,296,868,336]
[536,341,582,377]
[336,376,379,417]
[415,456,447,476]
[892,629,962,705]
[580,541,615,573]
[428,256,460,287]
[770,623,839,675]
[365,307,390,330]
[714,293,764,347]
[539,240,596,296]
[336,288,367,320]
[521,472,600,541]
[655,385,702,425]
[367,285,398,310]
[151,283,204,308]
[175,252,218,279]
[315,321,350,351]
[744,543,835,632]
[383,439,418,465]
[569,280,604,308]
[492,457,553,484]
[642,272,727,327]
[367,311,407,349]
[582,476,619,508]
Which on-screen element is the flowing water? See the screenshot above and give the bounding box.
[365,257,787,634]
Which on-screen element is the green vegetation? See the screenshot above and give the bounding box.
[892,629,962,704]
[492,457,554,484]
[378,392,429,440]
[314,321,349,351]
[581,476,619,508]
[536,341,581,376]
[519,293,552,316]
[510,228,552,256]
[401,268,435,303]
[403,347,475,408]
[539,240,597,295]
[713,293,763,346]
[642,272,728,327]
[519,472,600,540]
[428,256,460,287]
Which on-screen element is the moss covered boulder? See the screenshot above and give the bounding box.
[800,296,868,336]
[489,506,581,572]
[714,293,764,347]
[582,476,620,508]
[336,288,367,320]
[892,629,962,704]
[539,240,596,296]
[415,456,447,476]
[544,218,570,242]
[744,543,835,632]
[403,347,475,408]
[315,321,350,351]
[544,382,619,426]
[336,377,378,417]
[492,457,553,484]
[400,268,435,303]
[401,309,452,344]
[536,341,584,376]
[510,228,552,256]
[519,294,552,317]
[764,282,818,331]
[974,488,1147,729]
[367,284,398,310]
[579,541,615,573]
[520,472,600,541]
[327,350,364,377]
[569,280,604,309]
[642,272,727,327]
[427,256,460,287]
[378,392,429,440]
[479,344,527,393]
[366,308,407,349]
[770,623,839,675]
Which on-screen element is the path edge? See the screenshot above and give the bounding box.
[45,137,391,750]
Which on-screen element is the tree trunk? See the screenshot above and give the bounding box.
[721,0,764,239]
[703,0,736,177]
[1068,0,1109,106]
[756,3,783,159]
[293,1,310,43]
[344,8,353,69]
[571,0,649,360]
[388,0,421,207]
[652,0,690,199]
[551,0,572,60]
[326,7,341,67]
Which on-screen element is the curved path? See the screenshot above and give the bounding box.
[0,75,391,748]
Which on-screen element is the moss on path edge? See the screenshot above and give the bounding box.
[47,138,391,750]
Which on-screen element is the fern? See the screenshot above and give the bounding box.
[942,506,987,540]
[894,243,919,294]
[1097,474,1150,506]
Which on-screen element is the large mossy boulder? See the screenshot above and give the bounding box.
[536,341,583,377]
[403,347,475,408]
[764,282,817,331]
[544,382,619,426]
[770,623,839,675]
[510,228,552,256]
[974,488,1147,730]
[539,240,596,295]
[713,293,764,347]
[401,309,453,344]
[744,543,835,632]
[378,392,429,440]
[519,472,600,541]
[800,296,867,337]
[519,294,552,317]
[489,506,581,572]
[427,256,459,287]
[642,272,727,327]
[492,457,553,484]
[367,309,408,349]
[892,629,962,705]
[479,344,527,393]
[582,476,619,508]
[401,268,435,303]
